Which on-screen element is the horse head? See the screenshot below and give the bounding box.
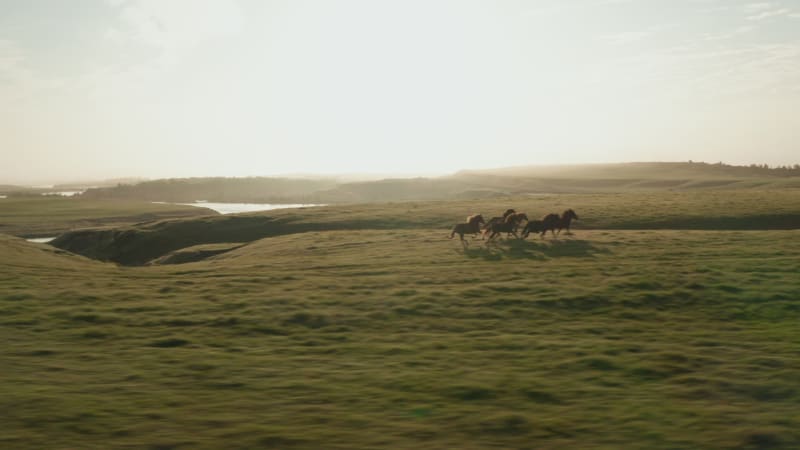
[563,209,578,221]
[469,214,485,226]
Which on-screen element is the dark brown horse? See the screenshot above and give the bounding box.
[521,219,544,238]
[449,214,485,241]
[556,209,579,235]
[522,209,578,238]
[486,213,528,240]
[482,209,516,230]
[522,213,560,238]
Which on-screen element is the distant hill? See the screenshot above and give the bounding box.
[71,162,800,204]
[80,177,339,203]
[456,161,800,179]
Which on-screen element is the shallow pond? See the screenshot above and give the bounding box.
[26,237,56,243]
[153,201,326,215]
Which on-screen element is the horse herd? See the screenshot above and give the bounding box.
[449,208,579,242]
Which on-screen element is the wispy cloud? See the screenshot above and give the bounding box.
[0,39,57,105]
[0,39,29,82]
[743,2,794,20]
[748,7,791,20]
[81,0,248,99]
[702,24,756,42]
[599,31,653,45]
[105,0,244,61]
[583,37,800,102]
[745,2,773,12]
[521,0,635,20]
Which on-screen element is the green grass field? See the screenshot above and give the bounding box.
[50,190,800,265]
[2,191,800,449]
[0,197,216,237]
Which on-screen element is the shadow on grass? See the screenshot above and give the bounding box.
[461,238,609,260]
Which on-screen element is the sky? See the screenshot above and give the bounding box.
[1,0,799,184]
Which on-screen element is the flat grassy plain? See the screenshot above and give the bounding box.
[2,191,800,449]
[0,197,216,237]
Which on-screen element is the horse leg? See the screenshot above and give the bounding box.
[449,226,457,239]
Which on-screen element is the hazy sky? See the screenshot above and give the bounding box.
[1,0,799,183]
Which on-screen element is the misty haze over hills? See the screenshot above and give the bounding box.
[3,162,798,204]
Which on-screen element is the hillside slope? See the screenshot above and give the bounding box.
[0,197,217,237]
[51,190,800,265]
[3,228,800,449]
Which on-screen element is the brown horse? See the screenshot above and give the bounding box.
[556,209,579,235]
[482,209,516,233]
[522,213,560,238]
[449,214,485,241]
[486,213,529,240]
[522,209,578,238]
[521,219,544,238]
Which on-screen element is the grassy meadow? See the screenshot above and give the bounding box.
[0,196,216,237]
[2,190,800,449]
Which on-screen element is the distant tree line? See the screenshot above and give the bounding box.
[687,161,800,177]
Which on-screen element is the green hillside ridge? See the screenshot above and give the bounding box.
[0,234,101,268]
[148,243,246,265]
[51,190,800,266]
[0,197,217,237]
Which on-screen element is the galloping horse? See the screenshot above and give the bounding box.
[483,209,516,231]
[556,209,579,235]
[485,212,529,240]
[449,214,485,241]
[522,209,578,238]
[521,219,544,238]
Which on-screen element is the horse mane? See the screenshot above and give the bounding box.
[502,208,516,218]
[466,214,484,225]
[561,209,578,220]
[502,212,523,223]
